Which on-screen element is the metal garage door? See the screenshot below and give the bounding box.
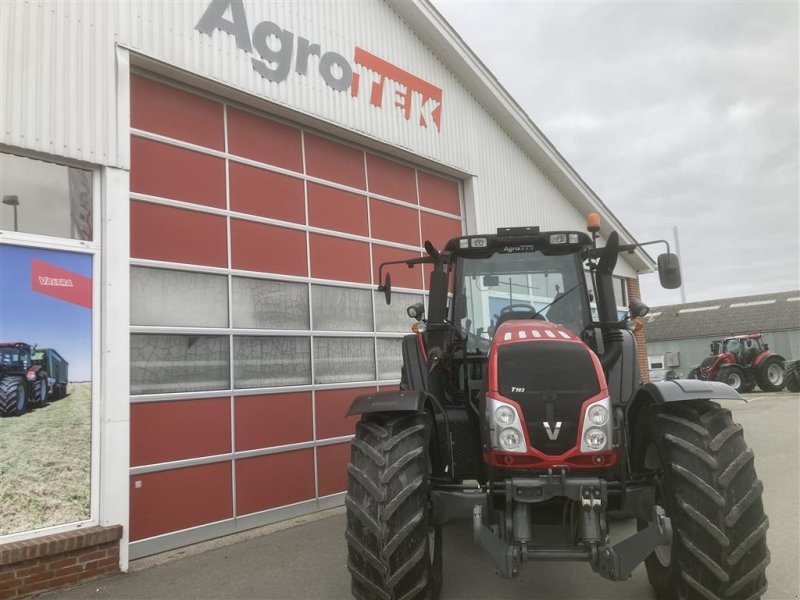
[126,74,463,557]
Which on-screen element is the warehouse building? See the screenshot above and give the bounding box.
[0,0,655,592]
[645,290,800,377]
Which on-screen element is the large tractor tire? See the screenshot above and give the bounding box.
[784,360,800,393]
[713,365,750,394]
[346,413,443,600]
[755,357,784,392]
[636,401,769,600]
[0,377,28,417]
[32,372,49,406]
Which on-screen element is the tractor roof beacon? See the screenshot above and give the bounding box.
[344,218,769,600]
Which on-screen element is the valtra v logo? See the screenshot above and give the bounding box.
[196,0,443,132]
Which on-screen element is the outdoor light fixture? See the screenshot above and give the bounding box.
[2,195,20,231]
[628,298,650,318]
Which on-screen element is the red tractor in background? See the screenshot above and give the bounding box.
[688,333,786,393]
[0,342,49,416]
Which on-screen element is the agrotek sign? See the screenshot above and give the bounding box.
[196,0,443,132]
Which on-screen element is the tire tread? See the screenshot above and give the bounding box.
[640,401,769,600]
[346,413,439,600]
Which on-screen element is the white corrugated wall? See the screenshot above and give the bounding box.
[0,0,638,276]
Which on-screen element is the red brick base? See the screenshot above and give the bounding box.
[0,525,122,599]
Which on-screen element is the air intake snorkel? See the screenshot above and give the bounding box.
[595,231,623,372]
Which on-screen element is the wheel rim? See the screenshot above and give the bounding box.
[15,387,25,412]
[728,372,741,389]
[428,528,436,564]
[767,364,782,385]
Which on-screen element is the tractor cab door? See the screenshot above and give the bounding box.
[742,338,760,365]
[722,338,741,360]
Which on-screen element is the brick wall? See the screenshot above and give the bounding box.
[0,525,122,599]
[627,277,650,383]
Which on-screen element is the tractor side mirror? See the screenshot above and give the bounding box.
[378,273,392,305]
[657,253,682,289]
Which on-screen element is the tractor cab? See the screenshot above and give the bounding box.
[0,343,34,371]
[450,230,593,347]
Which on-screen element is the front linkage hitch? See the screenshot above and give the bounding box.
[467,476,672,581]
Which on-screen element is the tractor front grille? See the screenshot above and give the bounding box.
[497,341,600,455]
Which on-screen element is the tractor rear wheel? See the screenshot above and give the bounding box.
[785,360,800,393]
[0,377,28,417]
[636,401,769,600]
[714,365,749,394]
[346,413,442,600]
[755,357,784,392]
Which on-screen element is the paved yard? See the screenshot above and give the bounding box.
[47,392,799,600]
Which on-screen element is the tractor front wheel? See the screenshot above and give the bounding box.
[32,372,49,406]
[346,413,442,600]
[0,377,28,417]
[755,357,784,392]
[636,401,769,600]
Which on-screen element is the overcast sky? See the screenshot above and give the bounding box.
[432,0,799,307]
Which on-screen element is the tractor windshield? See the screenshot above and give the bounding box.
[453,251,591,351]
[0,347,30,368]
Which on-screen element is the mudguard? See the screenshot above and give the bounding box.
[347,389,427,417]
[754,352,785,367]
[625,379,744,466]
[637,378,744,403]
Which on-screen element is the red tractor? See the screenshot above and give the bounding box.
[0,342,49,416]
[344,221,768,600]
[688,334,786,393]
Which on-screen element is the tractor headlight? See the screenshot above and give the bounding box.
[494,405,516,426]
[487,396,526,453]
[587,404,609,426]
[584,428,607,450]
[498,428,522,450]
[580,397,613,453]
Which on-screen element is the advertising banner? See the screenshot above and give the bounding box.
[0,244,93,535]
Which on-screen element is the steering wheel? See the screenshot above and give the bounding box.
[494,303,547,330]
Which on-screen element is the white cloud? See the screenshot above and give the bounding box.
[433,0,799,306]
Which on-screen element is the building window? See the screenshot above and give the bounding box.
[130,334,230,394]
[131,267,228,327]
[1,153,93,241]
[233,336,311,388]
[0,153,98,539]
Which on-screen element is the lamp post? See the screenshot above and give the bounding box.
[2,195,20,231]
